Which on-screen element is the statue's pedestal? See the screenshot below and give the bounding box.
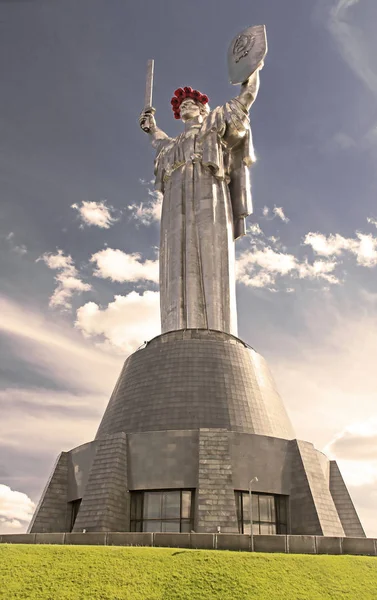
[28,330,365,538]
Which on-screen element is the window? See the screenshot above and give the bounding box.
[235,492,288,535]
[130,490,194,533]
[69,498,82,532]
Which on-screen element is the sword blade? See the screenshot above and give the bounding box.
[144,59,154,109]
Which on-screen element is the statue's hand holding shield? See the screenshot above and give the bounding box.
[228,25,268,85]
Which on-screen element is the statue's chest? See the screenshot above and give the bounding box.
[165,130,201,165]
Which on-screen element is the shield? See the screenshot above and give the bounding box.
[228,25,268,85]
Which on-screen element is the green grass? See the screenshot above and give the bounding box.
[0,545,376,600]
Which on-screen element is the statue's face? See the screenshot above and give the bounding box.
[180,98,201,122]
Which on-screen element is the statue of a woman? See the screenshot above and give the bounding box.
[139,66,263,337]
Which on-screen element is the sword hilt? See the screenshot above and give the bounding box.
[140,106,156,134]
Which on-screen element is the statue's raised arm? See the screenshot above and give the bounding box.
[138,27,267,338]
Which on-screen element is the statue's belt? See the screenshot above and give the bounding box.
[163,153,225,182]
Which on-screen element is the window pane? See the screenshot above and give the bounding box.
[260,523,276,535]
[162,491,180,519]
[243,492,251,517]
[143,492,161,519]
[276,496,287,526]
[278,523,287,534]
[161,521,180,532]
[144,520,162,532]
[251,494,259,521]
[181,491,192,519]
[181,521,191,533]
[252,523,260,535]
[243,522,251,535]
[259,495,276,523]
[130,493,143,521]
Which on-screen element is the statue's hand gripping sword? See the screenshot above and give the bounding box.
[140,59,155,133]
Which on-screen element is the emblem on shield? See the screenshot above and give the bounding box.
[228,25,268,85]
[233,33,255,63]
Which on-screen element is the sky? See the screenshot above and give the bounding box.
[0,0,377,537]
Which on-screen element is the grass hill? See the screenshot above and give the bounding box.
[1,545,376,599]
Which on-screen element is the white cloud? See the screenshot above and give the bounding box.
[37,249,91,309]
[367,217,377,229]
[0,295,121,394]
[128,189,162,226]
[71,200,118,229]
[3,231,27,255]
[75,291,161,353]
[90,248,159,284]
[0,485,35,525]
[236,246,339,288]
[273,206,289,223]
[248,223,263,236]
[324,420,377,536]
[265,293,377,536]
[328,0,377,98]
[304,231,377,267]
[326,423,377,463]
[262,206,269,217]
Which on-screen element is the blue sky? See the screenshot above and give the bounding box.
[1,0,377,535]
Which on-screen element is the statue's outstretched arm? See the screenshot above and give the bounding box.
[139,109,171,150]
[236,68,261,112]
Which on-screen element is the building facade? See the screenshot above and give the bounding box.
[29,329,365,537]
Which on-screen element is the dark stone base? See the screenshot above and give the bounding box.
[28,330,365,539]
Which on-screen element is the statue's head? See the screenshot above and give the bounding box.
[171,87,210,122]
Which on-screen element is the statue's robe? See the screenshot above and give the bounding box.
[153,98,255,336]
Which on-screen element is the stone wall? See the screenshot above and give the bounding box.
[330,461,365,537]
[96,330,295,440]
[197,429,238,533]
[28,453,69,533]
[2,533,376,556]
[73,433,128,533]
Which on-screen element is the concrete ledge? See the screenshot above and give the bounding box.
[154,533,190,548]
[216,534,250,551]
[0,532,376,556]
[316,536,342,555]
[0,534,36,544]
[107,533,153,547]
[35,533,66,545]
[65,533,107,545]
[190,533,214,549]
[287,535,316,554]
[254,535,286,553]
[342,537,376,556]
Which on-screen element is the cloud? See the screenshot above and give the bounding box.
[0,485,35,530]
[90,248,159,284]
[0,388,105,455]
[75,291,161,353]
[0,295,121,395]
[236,246,339,288]
[0,296,124,524]
[273,207,289,223]
[260,206,289,223]
[37,249,91,309]
[71,200,118,229]
[367,217,377,228]
[2,232,27,255]
[248,223,263,236]
[265,293,377,535]
[328,0,377,97]
[304,231,377,266]
[326,422,377,462]
[128,189,162,226]
[323,419,377,536]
